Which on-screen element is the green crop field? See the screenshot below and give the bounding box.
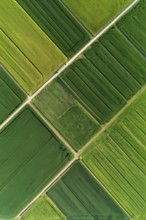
[47,161,130,220]
[61,57,126,124]
[21,195,66,220]
[117,0,146,56]
[33,79,100,151]
[16,0,90,57]
[82,89,146,219]
[0,108,72,219]
[0,0,66,95]
[63,0,133,35]
[0,66,26,124]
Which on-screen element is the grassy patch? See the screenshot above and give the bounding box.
[33,79,100,151]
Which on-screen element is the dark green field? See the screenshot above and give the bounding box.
[16,0,90,57]
[33,79,100,151]
[61,57,126,124]
[0,66,26,124]
[47,161,130,220]
[83,89,146,219]
[0,108,72,219]
[117,0,146,56]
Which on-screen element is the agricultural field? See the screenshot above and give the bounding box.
[82,89,146,219]
[21,195,66,220]
[0,0,146,219]
[62,0,133,35]
[0,108,72,219]
[33,79,100,151]
[47,161,130,220]
[0,66,26,124]
[16,0,90,57]
[117,0,146,56]
[0,0,66,94]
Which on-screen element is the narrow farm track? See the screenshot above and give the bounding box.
[0,0,140,218]
[0,0,139,131]
[78,85,146,156]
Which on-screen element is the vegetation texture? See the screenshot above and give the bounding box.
[0,0,66,94]
[63,0,133,35]
[21,195,66,220]
[0,108,71,219]
[16,0,90,57]
[0,66,26,124]
[33,79,100,151]
[83,89,146,219]
[47,161,130,220]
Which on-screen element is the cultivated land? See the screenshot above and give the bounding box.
[82,89,146,219]
[21,195,66,220]
[33,79,100,151]
[47,161,130,220]
[63,0,133,35]
[0,66,26,124]
[117,0,146,56]
[0,108,72,219]
[16,0,90,57]
[0,0,66,95]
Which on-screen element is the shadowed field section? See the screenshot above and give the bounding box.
[33,79,100,151]
[62,0,133,35]
[16,0,90,57]
[0,108,72,219]
[0,0,67,95]
[83,89,146,219]
[0,66,26,124]
[47,161,130,220]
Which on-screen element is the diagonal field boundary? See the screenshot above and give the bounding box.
[12,0,140,218]
[0,0,139,131]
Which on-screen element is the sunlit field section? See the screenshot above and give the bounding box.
[0,108,72,219]
[47,161,130,220]
[117,0,146,56]
[0,0,66,94]
[16,0,90,57]
[63,0,133,35]
[0,66,26,124]
[21,195,66,220]
[33,79,100,151]
[83,89,146,219]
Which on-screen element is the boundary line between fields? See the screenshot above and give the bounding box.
[0,0,139,131]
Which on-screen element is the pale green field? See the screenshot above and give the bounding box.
[0,0,67,94]
[63,0,133,35]
[21,195,66,220]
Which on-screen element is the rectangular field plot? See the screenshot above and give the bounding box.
[83,89,146,219]
[0,108,72,219]
[0,0,66,94]
[61,57,126,124]
[62,0,133,35]
[117,0,146,57]
[21,195,65,220]
[16,0,90,57]
[0,66,26,124]
[47,161,130,220]
[33,79,100,151]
